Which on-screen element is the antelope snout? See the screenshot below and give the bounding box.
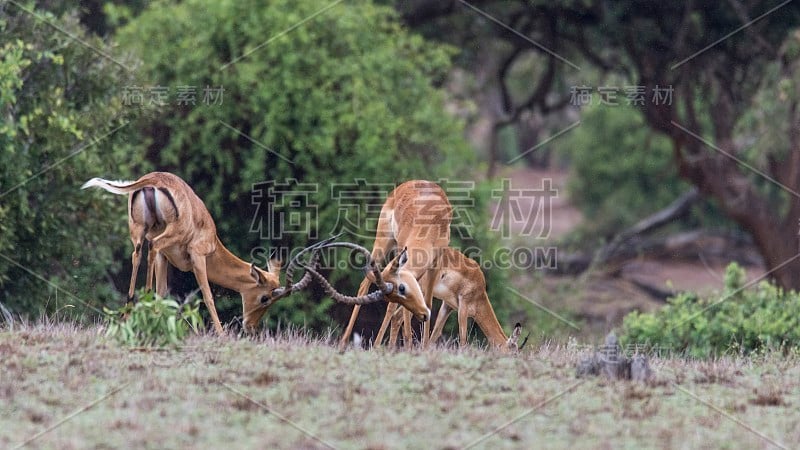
[242,323,257,335]
[417,308,431,322]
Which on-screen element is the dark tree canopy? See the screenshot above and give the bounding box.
[398,0,800,289]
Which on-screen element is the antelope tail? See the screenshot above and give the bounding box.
[81,177,139,195]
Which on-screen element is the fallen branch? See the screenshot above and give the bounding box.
[545,229,758,277]
[596,188,700,263]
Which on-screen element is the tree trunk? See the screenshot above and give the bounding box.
[641,80,800,290]
[516,112,548,168]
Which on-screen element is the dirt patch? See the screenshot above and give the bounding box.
[253,370,278,386]
[750,384,788,407]
[492,166,582,240]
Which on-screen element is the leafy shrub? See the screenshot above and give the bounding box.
[622,263,800,357]
[560,103,686,233]
[104,291,203,347]
[0,6,142,317]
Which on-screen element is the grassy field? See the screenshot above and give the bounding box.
[1,322,798,449]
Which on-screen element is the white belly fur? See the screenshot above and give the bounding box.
[388,209,398,238]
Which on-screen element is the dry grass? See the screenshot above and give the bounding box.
[1,322,799,449]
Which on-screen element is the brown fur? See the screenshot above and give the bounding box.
[84,172,281,334]
[340,180,452,349]
[390,248,519,352]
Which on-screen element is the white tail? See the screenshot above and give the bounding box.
[81,177,136,194]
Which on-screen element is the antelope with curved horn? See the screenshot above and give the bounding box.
[82,172,290,334]
[338,180,452,349]
[380,248,522,352]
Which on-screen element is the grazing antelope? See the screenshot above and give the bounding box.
[338,180,452,350]
[82,172,285,334]
[380,248,521,352]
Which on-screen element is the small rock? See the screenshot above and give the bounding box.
[574,332,652,382]
[630,354,652,382]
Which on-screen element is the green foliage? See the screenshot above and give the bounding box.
[116,0,476,329]
[558,102,690,235]
[104,291,203,347]
[0,6,142,316]
[622,263,800,357]
[734,30,800,215]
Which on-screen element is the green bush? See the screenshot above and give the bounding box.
[621,263,800,357]
[0,5,142,317]
[558,102,692,236]
[104,291,203,347]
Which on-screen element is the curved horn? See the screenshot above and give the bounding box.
[282,233,342,288]
[268,250,322,303]
[268,233,342,303]
[301,263,389,305]
[312,241,393,295]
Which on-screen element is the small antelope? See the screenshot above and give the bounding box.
[339,180,453,349]
[82,172,285,333]
[380,248,521,352]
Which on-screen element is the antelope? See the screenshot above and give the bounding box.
[338,180,452,350]
[82,172,288,334]
[379,248,522,352]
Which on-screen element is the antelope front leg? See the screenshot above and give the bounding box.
[189,253,224,335]
[389,307,403,348]
[457,296,469,347]
[339,305,360,349]
[374,302,397,348]
[421,268,437,348]
[340,232,395,350]
[429,302,452,345]
[339,276,372,350]
[402,308,413,349]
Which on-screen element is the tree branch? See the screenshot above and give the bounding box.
[597,188,700,263]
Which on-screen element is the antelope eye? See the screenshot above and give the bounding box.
[259,295,269,304]
[398,284,407,296]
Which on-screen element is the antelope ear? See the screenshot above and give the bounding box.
[506,323,523,350]
[250,263,265,286]
[510,323,522,342]
[267,258,282,274]
[365,270,377,283]
[399,248,408,267]
[389,247,408,273]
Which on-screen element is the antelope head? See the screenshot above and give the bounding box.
[304,242,431,322]
[242,235,342,332]
[241,259,283,332]
[370,247,430,321]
